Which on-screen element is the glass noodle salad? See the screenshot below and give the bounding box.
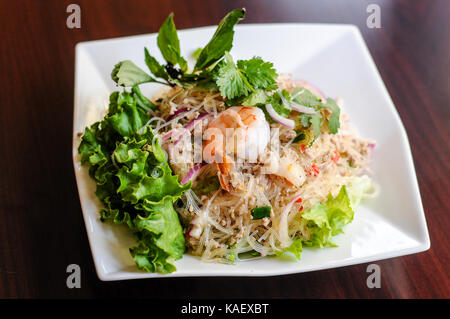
[78,9,377,273]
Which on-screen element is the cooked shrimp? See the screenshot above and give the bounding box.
[203,106,270,191]
[261,149,306,187]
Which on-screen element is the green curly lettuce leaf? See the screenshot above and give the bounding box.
[78,90,190,273]
[302,186,354,248]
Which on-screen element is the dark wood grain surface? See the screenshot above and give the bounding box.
[0,0,448,299]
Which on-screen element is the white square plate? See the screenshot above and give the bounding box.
[73,23,430,281]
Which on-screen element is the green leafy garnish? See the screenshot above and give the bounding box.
[215,52,254,99]
[294,88,341,139]
[236,57,277,90]
[292,87,321,108]
[194,8,246,70]
[193,175,220,195]
[251,206,271,219]
[111,61,156,87]
[157,13,187,72]
[321,98,341,134]
[275,238,303,260]
[110,9,279,106]
[300,113,321,139]
[144,48,168,80]
[301,186,354,248]
[191,47,203,60]
[269,90,291,118]
[79,91,190,273]
[241,89,268,106]
[292,132,306,143]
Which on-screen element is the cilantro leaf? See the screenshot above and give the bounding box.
[237,57,278,90]
[321,98,341,134]
[292,87,322,108]
[300,113,321,139]
[194,8,245,70]
[293,89,340,134]
[241,89,268,106]
[215,52,253,99]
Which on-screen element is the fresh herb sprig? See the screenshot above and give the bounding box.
[111,9,279,102]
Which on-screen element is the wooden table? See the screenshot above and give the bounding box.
[0,0,448,299]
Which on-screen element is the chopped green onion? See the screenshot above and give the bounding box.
[292,132,306,143]
[251,206,271,219]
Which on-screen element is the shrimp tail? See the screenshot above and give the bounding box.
[217,155,234,192]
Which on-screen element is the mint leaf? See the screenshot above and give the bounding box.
[111,60,155,87]
[192,47,203,60]
[194,8,245,70]
[157,13,182,66]
[144,48,168,80]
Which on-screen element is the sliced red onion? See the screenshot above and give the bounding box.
[181,163,206,184]
[174,113,211,146]
[289,102,318,114]
[185,113,210,130]
[173,129,187,146]
[265,104,295,129]
[162,130,175,140]
[166,107,187,121]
